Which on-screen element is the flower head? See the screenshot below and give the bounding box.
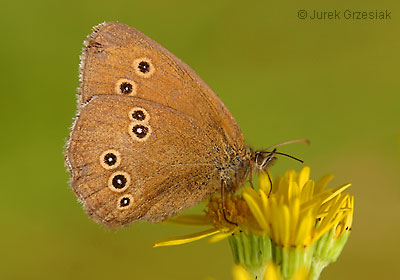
[153,167,353,280]
[154,167,352,247]
[241,167,353,248]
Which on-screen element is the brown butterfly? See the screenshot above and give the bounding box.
[65,22,301,228]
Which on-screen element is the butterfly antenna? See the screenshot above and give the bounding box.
[265,138,310,151]
[263,151,304,163]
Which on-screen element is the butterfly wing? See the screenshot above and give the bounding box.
[66,22,248,227]
[66,95,223,227]
[79,22,243,148]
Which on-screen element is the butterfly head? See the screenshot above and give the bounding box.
[250,138,310,174]
[253,149,278,172]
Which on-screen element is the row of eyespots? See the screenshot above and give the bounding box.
[99,150,133,210]
[128,107,151,142]
[115,58,155,96]
[99,58,154,210]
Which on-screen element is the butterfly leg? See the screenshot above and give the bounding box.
[220,180,238,226]
[266,171,273,197]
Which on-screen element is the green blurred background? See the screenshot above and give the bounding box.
[1,0,399,279]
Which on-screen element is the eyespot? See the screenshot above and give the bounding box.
[107,171,131,192]
[133,58,155,78]
[99,150,121,170]
[128,122,152,142]
[115,79,137,95]
[117,194,134,210]
[138,61,150,73]
[129,107,150,123]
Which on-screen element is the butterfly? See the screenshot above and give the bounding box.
[65,22,302,228]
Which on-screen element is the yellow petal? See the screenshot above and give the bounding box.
[284,169,296,181]
[276,177,290,203]
[278,204,290,247]
[233,265,251,280]
[259,172,272,194]
[298,166,310,189]
[321,183,352,204]
[314,174,334,194]
[243,189,269,230]
[300,180,314,203]
[289,198,300,242]
[269,198,280,243]
[259,189,269,213]
[243,186,262,203]
[208,229,236,243]
[314,195,348,241]
[291,267,310,280]
[289,182,301,204]
[300,191,332,213]
[165,214,212,226]
[263,263,281,280]
[345,196,354,229]
[259,190,272,233]
[153,228,221,247]
[294,211,313,246]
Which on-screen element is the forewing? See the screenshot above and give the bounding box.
[79,22,244,148]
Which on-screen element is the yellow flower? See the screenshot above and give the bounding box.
[153,167,352,248]
[153,167,353,280]
[242,167,353,248]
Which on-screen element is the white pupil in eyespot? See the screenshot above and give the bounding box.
[136,127,143,133]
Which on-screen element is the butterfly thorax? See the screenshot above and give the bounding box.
[219,145,253,192]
